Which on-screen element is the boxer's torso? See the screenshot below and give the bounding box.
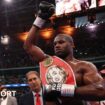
[67,59,86,86]
[45,58,88,105]
[61,59,88,105]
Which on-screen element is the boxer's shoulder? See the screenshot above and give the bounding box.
[73,60,97,72]
[76,60,95,66]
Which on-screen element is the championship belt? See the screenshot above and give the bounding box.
[40,56,76,87]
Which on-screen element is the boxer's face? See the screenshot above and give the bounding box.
[27,73,41,92]
[54,36,73,58]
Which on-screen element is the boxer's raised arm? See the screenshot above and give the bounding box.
[24,1,55,62]
[24,26,46,62]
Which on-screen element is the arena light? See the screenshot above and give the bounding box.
[88,24,97,29]
[58,25,75,35]
[18,32,28,42]
[40,28,54,40]
[4,0,12,3]
[0,35,10,45]
[2,84,29,87]
[87,24,97,31]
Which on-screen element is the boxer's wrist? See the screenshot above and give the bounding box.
[45,84,76,97]
[33,16,46,28]
[61,84,75,97]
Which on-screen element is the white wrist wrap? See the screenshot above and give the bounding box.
[33,17,46,28]
[61,84,75,97]
[45,84,52,92]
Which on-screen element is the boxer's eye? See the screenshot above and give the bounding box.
[59,40,65,43]
[54,40,65,46]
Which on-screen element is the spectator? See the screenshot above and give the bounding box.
[19,71,45,105]
[0,86,18,105]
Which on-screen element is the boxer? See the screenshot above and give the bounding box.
[24,1,105,105]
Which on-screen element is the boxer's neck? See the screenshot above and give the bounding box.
[63,55,74,62]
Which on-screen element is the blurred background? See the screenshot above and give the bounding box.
[0,0,105,101]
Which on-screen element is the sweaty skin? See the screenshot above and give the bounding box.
[24,26,105,105]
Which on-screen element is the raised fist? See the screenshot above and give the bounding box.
[38,1,55,19]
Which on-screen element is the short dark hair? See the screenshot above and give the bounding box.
[55,33,74,44]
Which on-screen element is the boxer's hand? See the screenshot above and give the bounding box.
[38,1,55,19]
[33,1,55,28]
[45,83,75,97]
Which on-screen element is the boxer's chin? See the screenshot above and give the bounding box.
[55,52,66,59]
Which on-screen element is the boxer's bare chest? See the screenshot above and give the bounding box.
[67,61,86,86]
